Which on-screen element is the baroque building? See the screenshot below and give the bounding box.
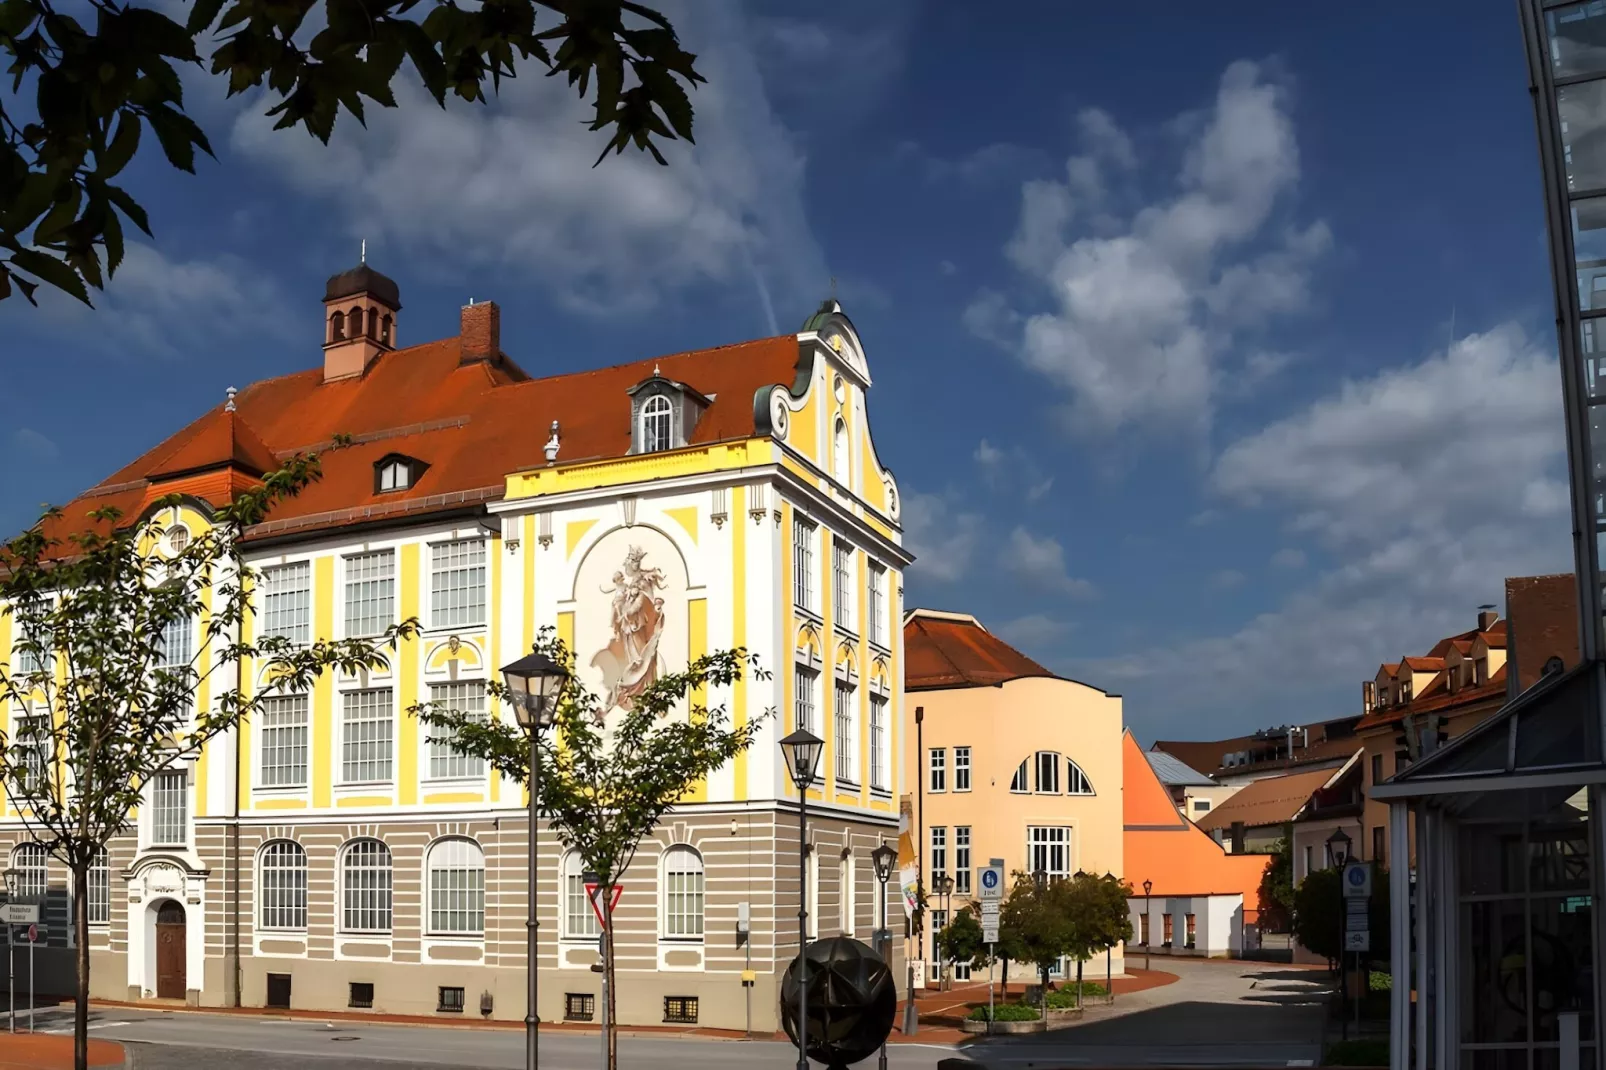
[0,263,910,1030]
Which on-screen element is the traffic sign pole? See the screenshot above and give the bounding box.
[27,925,33,1033]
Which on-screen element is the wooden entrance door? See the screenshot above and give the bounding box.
[155,901,186,999]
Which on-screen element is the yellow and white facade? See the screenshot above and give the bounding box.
[0,276,911,1030]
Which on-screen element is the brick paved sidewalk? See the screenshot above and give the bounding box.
[0,1034,124,1070]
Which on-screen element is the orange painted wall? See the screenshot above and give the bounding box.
[1122,731,1268,914]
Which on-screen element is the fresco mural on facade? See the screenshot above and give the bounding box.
[591,545,669,717]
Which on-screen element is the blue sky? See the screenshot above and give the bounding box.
[0,2,1575,742]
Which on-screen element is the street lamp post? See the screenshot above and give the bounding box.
[3,867,16,1034]
[501,652,569,1070]
[871,842,898,1070]
[782,729,824,1070]
[1141,879,1153,974]
[934,874,954,991]
[1327,827,1352,1043]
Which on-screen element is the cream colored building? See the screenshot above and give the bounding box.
[0,264,911,1031]
[903,609,1125,981]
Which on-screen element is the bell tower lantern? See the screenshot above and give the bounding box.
[323,260,401,382]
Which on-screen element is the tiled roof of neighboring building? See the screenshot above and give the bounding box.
[1144,749,1217,788]
[1194,765,1339,834]
[1401,656,1445,672]
[32,321,805,546]
[903,610,1061,691]
[1151,715,1361,779]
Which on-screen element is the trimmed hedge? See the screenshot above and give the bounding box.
[967,1003,1041,1022]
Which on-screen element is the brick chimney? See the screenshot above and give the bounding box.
[461,300,501,365]
[1478,606,1499,632]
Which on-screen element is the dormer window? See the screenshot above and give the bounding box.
[628,372,711,455]
[642,395,673,453]
[374,454,426,494]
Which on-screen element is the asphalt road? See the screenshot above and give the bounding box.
[7,959,1328,1069]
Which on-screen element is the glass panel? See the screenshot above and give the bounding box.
[1562,80,1606,192]
[1463,897,1532,1044]
[1552,2,1606,80]
[1466,1047,1530,1070]
[1531,894,1596,1042]
[1463,823,1527,897]
[1578,199,1606,312]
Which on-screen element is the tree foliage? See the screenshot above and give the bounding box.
[938,906,986,971]
[996,871,1133,1012]
[1259,832,1296,933]
[0,0,704,306]
[412,627,769,1070]
[0,447,414,1070]
[1293,864,1391,965]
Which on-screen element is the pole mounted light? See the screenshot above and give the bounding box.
[871,841,898,1070]
[500,650,569,1070]
[1327,827,1352,868]
[780,729,824,1070]
[1141,879,1153,973]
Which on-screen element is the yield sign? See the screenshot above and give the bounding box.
[585,881,624,928]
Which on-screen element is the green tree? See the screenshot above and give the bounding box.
[1,0,704,306]
[997,873,1076,1016]
[937,906,986,977]
[1259,832,1296,932]
[1062,871,1134,1005]
[0,449,416,1070]
[412,629,769,1070]
[1293,865,1391,967]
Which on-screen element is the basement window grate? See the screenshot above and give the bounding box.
[565,992,595,1021]
[349,982,374,1009]
[438,986,465,1013]
[663,995,698,1024]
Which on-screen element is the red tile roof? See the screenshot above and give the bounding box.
[35,327,806,545]
[1151,715,1360,778]
[1401,656,1445,672]
[1354,667,1507,731]
[903,610,1058,690]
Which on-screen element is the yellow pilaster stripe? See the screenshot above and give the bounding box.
[565,519,596,559]
[0,607,11,812]
[492,530,506,806]
[780,501,794,801]
[857,548,868,807]
[820,529,835,797]
[313,556,335,809]
[195,576,214,816]
[398,543,420,806]
[683,598,708,804]
[731,487,747,802]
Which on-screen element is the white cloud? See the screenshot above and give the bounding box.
[1208,569,1246,590]
[902,490,986,585]
[973,60,1326,439]
[995,613,1074,651]
[1077,324,1572,735]
[230,4,825,321]
[1004,527,1095,598]
[974,438,1055,502]
[1270,548,1306,570]
[10,429,59,462]
[0,243,293,359]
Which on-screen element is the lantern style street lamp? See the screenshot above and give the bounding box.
[933,873,955,991]
[871,841,898,1070]
[1141,879,1153,973]
[501,651,568,1070]
[781,729,824,1070]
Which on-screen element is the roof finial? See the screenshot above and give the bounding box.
[544,420,561,465]
[360,238,366,265]
[225,386,237,412]
[653,363,661,377]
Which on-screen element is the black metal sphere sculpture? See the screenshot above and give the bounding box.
[780,936,897,1068]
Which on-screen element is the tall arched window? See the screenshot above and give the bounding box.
[562,851,600,939]
[641,395,673,453]
[832,417,849,485]
[381,315,393,345]
[1066,759,1095,796]
[341,839,393,933]
[10,844,47,898]
[367,307,380,338]
[88,846,109,924]
[661,845,704,939]
[329,310,346,342]
[260,840,308,931]
[427,838,485,936]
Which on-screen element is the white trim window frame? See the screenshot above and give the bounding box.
[833,681,857,785]
[426,838,485,937]
[955,827,972,895]
[928,747,946,793]
[1026,825,1071,881]
[868,694,888,792]
[429,539,486,631]
[426,681,487,780]
[258,693,309,790]
[341,687,395,785]
[259,840,309,932]
[641,394,673,454]
[150,769,188,847]
[660,845,705,941]
[87,847,109,925]
[260,561,312,649]
[343,549,396,639]
[866,562,886,647]
[839,854,856,937]
[341,839,394,934]
[562,851,601,940]
[794,665,819,737]
[953,746,971,792]
[929,826,947,884]
[832,541,854,633]
[793,517,817,614]
[1035,750,1061,794]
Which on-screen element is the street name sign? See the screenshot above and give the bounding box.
[0,904,38,925]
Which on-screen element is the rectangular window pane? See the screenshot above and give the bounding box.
[834,683,856,783]
[428,681,487,779]
[260,694,309,788]
[869,695,887,791]
[929,748,946,793]
[566,869,601,938]
[955,827,971,894]
[430,866,484,935]
[261,845,308,931]
[153,771,187,846]
[342,841,392,933]
[88,848,109,925]
[344,551,395,638]
[1027,826,1070,880]
[954,746,971,792]
[841,546,854,629]
[868,564,885,646]
[342,688,394,783]
[793,519,815,612]
[930,826,947,880]
[13,711,49,793]
[430,540,486,630]
[1550,2,1606,80]
[795,667,817,736]
[262,562,311,648]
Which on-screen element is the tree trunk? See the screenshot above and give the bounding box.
[74,864,89,1070]
[604,893,618,1070]
[1076,957,1083,1009]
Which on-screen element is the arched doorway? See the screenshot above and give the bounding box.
[154,900,186,999]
